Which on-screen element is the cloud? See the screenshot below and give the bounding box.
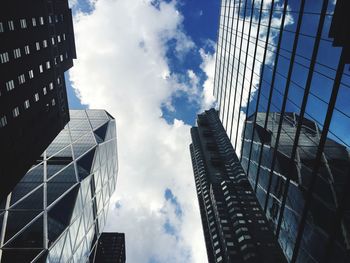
[69,0,206,262]
[199,48,216,111]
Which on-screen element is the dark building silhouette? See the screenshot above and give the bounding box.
[91,232,126,263]
[190,109,287,263]
[0,110,118,262]
[213,0,350,262]
[0,0,76,201]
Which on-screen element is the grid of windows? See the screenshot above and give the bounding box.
[214,0,350,262]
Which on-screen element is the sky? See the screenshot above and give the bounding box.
[66,0,219,262]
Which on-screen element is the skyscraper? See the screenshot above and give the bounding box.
[91,232,126,263]
[213,0,350,262]
[190,109,286,263]
[0,110,118,263]
[0,0,76,201]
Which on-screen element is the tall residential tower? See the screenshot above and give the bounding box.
[190,109,286,263]
[0,0,76,200]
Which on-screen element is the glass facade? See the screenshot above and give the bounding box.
[214,0,350,262]
[0,110,118,263]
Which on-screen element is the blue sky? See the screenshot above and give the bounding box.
[68,0,220,126]
[67,0,219,262]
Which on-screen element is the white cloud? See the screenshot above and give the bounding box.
[69,0,206,262]
[199,48,216,111]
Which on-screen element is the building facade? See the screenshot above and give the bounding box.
[0,0,76,201]
[214,0,350,262]
[190,109,286,263]
[0,110,118,263]
[91,232,126,263]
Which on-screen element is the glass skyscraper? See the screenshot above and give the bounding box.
[214,0,350,262]
[91,232,126,263]
[0,109,118,263]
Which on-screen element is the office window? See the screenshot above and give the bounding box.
[24,45,30,55]
[36,42,40,51]
[43,87,47,95]
[20,19,27,29]
[0,116,7,127]
[18,74,26,84]
[0,52,9,63]
[55,15,58,23]
[48,15,53,24]
[24,100,30,109]
[28,70,34,79]
[60,54,64,62]
[8,20,14,30]
[49,82,54,90]
[43,39,48,48]
[12,107,20,118]
[13,48,21,59]
[39,64,43,73]
[46,61,51,69]
[39,17,44,25]
[60,14,64,22]
[63,33,66,40]
[32,18,37,27]
[6,80,15,91]
[51,99,56,106]
[34,93,39,102]
[0,22,4,33]
[57,35,61,43]
[57,77,61,85]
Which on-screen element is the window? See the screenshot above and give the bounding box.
[55,15,58,23]
[28,70,34,79]
[39,17,44,25]
[39,64,43,73]
[24,45,30,55]
[51,37,55,45]
[24,100,30,109]
[0,22,3,33]
[13,48,21,59]
[6,80,15,91]
[0,116,7,127]
[18,74,26,84]
[49,82,54,90]
[36,42,40,51]
[60,54,63,61]
[57,35,61,42]
[0,52,9,63]
[12,107,20,118]
[43,39,48,48]
[51,98,56,106]
[8,20,14,30]
[57,77,61,84]
[43,87,47,95]
[34,93,39,102]
[46,61,51,69]
[32,18,37,26]
[63,33,66,40]
[60,14,64,22]
[48,16,53,24]
[20,19,27,29]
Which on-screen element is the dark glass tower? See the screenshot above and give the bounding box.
[0,110,118,263]
[91,232,126,263]
[214,0,350,262]
[0,0,77,201]
[190,109,286,263]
